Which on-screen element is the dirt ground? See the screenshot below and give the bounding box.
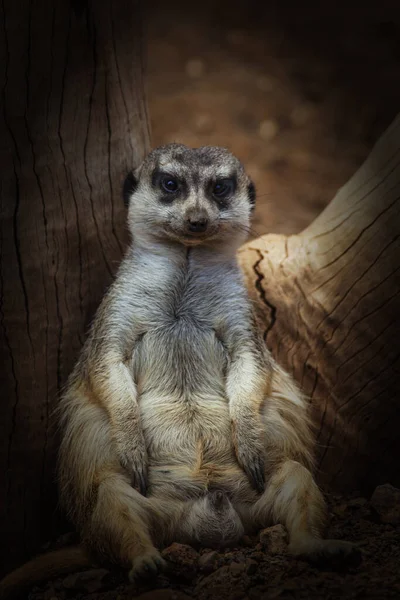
[25,3,400,599]
[29,489,400,600]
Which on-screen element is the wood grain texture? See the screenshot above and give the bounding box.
[239,114,400,494]
[0,0,150,572]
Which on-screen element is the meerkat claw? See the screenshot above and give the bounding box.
[246,456,266,493]
[117,446,148,496]
[128,550,166,582]
[119,451,148,496]
[131,468,148,496]
[235,442,266,493]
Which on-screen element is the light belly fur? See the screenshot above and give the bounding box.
[133,321,250,497]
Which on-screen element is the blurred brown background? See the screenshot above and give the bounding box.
[145,0,400,236]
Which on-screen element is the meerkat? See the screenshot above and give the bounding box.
[0,144,360,598]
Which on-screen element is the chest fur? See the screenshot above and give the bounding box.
[130,256,245,392]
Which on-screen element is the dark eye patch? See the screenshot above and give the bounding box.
[152,169,187,203]
[208,175,236,207]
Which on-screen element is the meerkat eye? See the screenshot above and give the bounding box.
[212,179,234,200]
[161,177,179,193]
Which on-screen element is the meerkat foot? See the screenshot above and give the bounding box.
[250,460,361,569]
[289,538,362,568]
[128,548,166,582]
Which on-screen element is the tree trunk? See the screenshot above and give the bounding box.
[239,114,400,494]
[0,0,150,573]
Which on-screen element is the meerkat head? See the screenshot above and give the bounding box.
[123,143,256,250]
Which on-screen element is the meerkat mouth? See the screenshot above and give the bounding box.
[163,226,217,245]
[181,236,212,246]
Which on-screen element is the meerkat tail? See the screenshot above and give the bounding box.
[0,545,91,599]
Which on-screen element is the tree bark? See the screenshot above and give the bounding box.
[239,114,400,494]
[0,0,150,573]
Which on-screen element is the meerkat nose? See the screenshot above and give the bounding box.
[187,217,208,233]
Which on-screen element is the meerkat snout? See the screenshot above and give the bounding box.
[186,212,209,235]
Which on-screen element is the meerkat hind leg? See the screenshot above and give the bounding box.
[89,471,166,582]
[252,460,361,567]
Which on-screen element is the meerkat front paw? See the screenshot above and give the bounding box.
[232,422,266,493]
[128,548,166,582]
[117,435,149,495]
[238,445,266,493]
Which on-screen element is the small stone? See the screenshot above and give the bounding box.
[62,568,109,593]
[196,565,248,598]
[185,59,205,78]
[230,561,246,577]
[259,524,288,554]
[196,565,230,589]
[259,119,279,141]
[162,543,198,580]
[370,484,400,524]
[198,550,219,573]
[222,551,235,562]
[162,542,198,564]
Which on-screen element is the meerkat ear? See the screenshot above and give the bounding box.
[123,164,143,207]
[247,180,256,212]
[123,172,138,207]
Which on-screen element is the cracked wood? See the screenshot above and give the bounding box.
[238,114,400,494]
[0,0,149,573]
